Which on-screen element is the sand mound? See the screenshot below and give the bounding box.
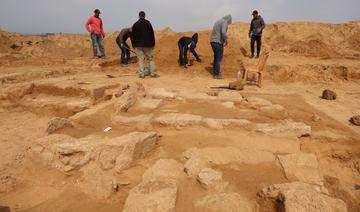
[156,27,177,39]
[286,38,339,58]
[347,32,360,51]
[0,31,15,53]
[1,21,359,61]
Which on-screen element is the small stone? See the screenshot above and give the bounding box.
[197,168,224,190]
[114,91,137,113]
[229,79,246,90]
[350,115,360,126]
[46,117,73,134]
[312,114,321,122]
[122,84,130,90]
[112,183,119,191]
[184,156,209,177]
[115,91,124,98]
[63,165,75,172]
[322,89,337,100]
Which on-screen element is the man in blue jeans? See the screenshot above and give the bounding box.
[210,14,232,79]
[85,9,106,58]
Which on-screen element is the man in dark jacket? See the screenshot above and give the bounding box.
[131,11,157,78]
[249,10,265,58]
[178,33,202,68]
[116,27,132,66]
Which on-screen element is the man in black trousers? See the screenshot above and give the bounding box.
[178,33,202,68]
[116,27,132,66]
[249,10,265,59]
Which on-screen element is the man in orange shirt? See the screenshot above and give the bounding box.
[85,9,106,58]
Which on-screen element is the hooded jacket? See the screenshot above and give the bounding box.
[210,15,232,45]
[131,18,155,48]
[178,33,201,62]
[178,33,198,48]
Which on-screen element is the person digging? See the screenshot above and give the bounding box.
[116,27,132,66]
[178,33,203,68]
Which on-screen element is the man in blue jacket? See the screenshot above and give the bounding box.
[210,15,232,79]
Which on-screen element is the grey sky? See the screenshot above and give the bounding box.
[0,0,359,34]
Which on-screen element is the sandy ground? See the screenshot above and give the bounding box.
[0,21,360,212]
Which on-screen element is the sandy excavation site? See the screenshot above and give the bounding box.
[0,21,360,212]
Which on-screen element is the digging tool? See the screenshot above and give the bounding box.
[106,74,137,78]
[123,45,137,54]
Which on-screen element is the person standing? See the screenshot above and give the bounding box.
[178,33,202,68]
[249,10,265,59]
[85,9,106,58]
[210,15,232,79]
[131,11,157,78]
[116,27,132,66]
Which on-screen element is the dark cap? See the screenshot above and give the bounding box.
[94,9,101,14]
[139,11,146,18]
[252,10,258,15]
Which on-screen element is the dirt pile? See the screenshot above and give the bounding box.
[1,21,358,61]
[1,21,359,81]
[261,22,360,58]
[0,31,12,53]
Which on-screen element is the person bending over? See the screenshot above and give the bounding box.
[116,27,132,66]
[210,14,232,79]
[178,33,202,68]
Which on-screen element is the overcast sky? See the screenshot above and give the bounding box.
[0,0,359,34]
